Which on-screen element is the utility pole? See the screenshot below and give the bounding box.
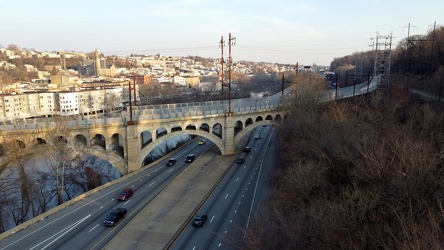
[228,33,236,115]
[430,22,436,73]
[295,62,299,77]
[219,36,225,97]
[128,80,134,125]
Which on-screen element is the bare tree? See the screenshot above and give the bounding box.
[43,116,79,205]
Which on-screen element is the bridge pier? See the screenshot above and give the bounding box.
[125,125,140,173]
[223,115,235,155]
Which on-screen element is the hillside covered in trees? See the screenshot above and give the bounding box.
[240,24,444,248]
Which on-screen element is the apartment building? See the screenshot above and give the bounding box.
[55,92,79,116]
[0,87,127,122]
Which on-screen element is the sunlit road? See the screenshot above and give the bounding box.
[171,125,277,250]
[0,140,214,250]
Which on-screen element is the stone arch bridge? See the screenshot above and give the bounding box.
[0,77,379,175]
[0,98,285,175]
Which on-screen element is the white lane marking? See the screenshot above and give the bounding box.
[218,243,222,247]
[100,206,103,209]
[225,193,229,199]
[29,215,91,250]
[149,182,155,186]
[244,165,246,169]
[210,215,215,223]
[168,168,173,172]
[123,200,131,205]
[140,179,143,182]
[235,177,239,182]
[2,158,171,249]
[89,224,99,232]
[192,247,196,250]
[250,155,253,159]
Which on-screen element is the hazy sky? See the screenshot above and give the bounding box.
[0,0,441,66]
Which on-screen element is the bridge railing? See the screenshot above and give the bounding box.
[1,76,380,129]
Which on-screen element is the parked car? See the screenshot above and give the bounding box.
[237,157,245,164]
[185,154,196,163]
[166,158,176,166]
[116,188,133,201]
[254,134,260,139]
[192,213,208,227]
[244,146,251,153]
[103,208,127,226]
[198,140,206,145]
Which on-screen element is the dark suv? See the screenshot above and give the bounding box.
[166,158,176,166]
[103,208,127,226]
[185,154,195,163]
[117,188,133,201]
[243,146,251,153]
[237,157,245,164]
[192,213,207,227]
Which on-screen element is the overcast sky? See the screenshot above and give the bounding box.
[0,0,441,66]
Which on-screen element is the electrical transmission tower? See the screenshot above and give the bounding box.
[371,32,393,87]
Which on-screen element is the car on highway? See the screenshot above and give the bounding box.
[192,213,207,227]
[166,158,177,166]
[237,157,245,164]
[185,154,196,163]
[198,140,206,145]
[254,134,260,139]
[103,208,127,226]
[244,146,251,153]
[116,188,133,201]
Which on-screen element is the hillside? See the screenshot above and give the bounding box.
[242,80,444,249]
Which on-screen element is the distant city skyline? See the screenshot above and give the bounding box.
[0,0,441,66]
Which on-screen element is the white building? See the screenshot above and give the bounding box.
[56,92,79,116]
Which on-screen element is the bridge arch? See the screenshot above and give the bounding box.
[138,130,224,167]
[73,134,87,146]
[32,138,47,146]
[90,134,106,150]
[233,112,284,147]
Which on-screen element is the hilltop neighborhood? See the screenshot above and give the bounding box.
[0,46,324,122]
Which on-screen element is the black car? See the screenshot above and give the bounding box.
[103,208,127,226]
[237,157,245,164]
[192,213,208,227]
[243,146,251,153]
[166,158,176,166]
[185,154,195,163]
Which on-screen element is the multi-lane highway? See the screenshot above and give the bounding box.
[0,124,276,250]
[171,125,277,250]
[0,139,215,250]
